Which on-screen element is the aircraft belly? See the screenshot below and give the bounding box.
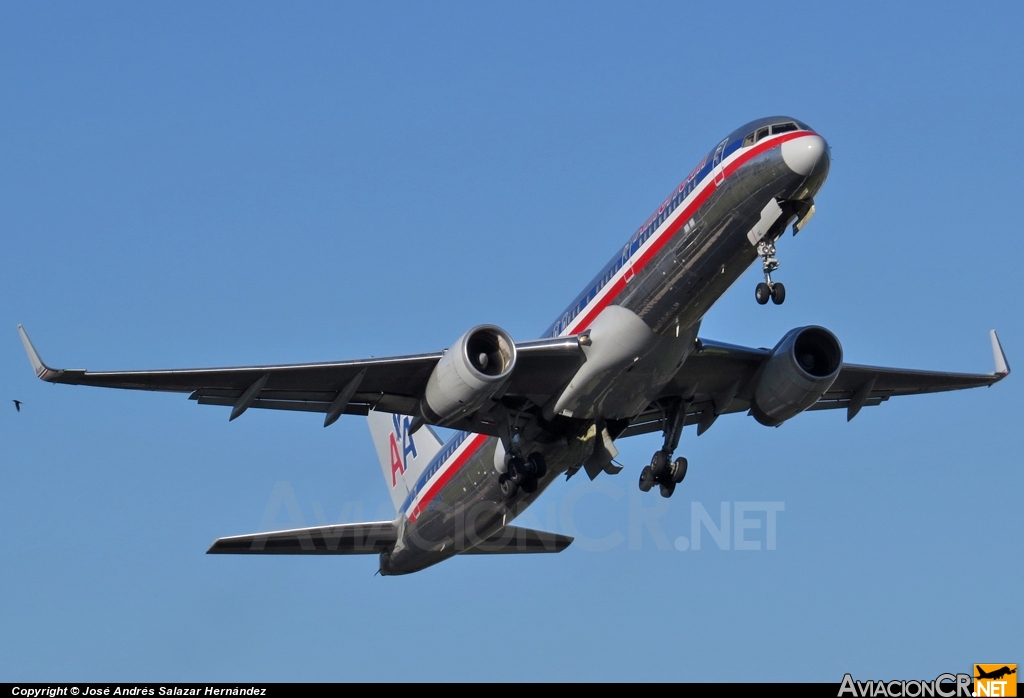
[560,321,700,420]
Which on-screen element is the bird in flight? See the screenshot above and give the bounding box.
[13,400,22,412]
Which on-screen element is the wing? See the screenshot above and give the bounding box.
[620,331,1010,438]
[18,325,585,433]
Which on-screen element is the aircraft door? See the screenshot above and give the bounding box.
[712,138,728,186]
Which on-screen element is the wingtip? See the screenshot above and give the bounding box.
[17,325,55,381]
[990,330,1010,377]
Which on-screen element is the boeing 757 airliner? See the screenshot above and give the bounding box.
[19,116,1010,575]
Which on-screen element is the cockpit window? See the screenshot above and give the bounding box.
[771,122,798,135]
[756,127,770,142]
[742,132,756,147]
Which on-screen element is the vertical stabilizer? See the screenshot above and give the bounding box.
[367,410,444,512]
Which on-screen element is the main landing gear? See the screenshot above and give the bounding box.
[639,402,688,498]
[499,452,547,498]
[754,240,785,305]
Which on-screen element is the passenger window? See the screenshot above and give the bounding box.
[756,127,770,142]
[771,122,797,135]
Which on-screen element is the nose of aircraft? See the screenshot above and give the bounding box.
[781,134,829,178]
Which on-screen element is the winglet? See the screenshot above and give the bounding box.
[990,330,1010,376]
[17,325,59,381]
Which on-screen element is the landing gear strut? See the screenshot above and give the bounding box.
[755,240,785,305]
[639,401,689,498]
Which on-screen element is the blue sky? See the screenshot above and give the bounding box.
[1,1,1021,682]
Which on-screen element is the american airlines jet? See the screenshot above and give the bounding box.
[19,116,1010,575]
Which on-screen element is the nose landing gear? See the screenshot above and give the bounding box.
[755,240,785,305]
[639,400,689,498]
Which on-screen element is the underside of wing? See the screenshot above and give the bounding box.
[809,359,1007,420]
[18,325,586,432]
[619,331,1009,437]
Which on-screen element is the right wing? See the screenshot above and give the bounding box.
[18,325,586,432]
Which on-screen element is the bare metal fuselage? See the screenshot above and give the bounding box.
[381,119,831,575]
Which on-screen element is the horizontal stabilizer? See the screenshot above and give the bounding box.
[462,525,573,554]
[207,521,396,555]
[207,521,571,556]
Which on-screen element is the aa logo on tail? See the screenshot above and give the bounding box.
[388,413,418,487]
[975,664,1017,697]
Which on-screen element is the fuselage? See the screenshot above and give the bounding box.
[381,116,831,575]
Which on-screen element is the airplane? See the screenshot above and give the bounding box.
[18,116,1010,575]
[976,666,1016,681]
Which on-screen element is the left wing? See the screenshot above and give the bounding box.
[18,325,585,432]
[620,330,1009,438]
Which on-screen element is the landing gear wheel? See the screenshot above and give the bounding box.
[650,450,669,479]
[507,456,525,485]
[639,465,655,492]
[670,457,688,484]
[499,474,518,498]
[527,452,547,479]
[659,481,676,498]
[770,282,786,305]
[755,282,771,305]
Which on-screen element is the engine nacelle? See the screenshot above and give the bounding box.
[420,325,516,426]
[751,326,843,427]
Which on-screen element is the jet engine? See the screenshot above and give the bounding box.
[750,326,843,427]
[419,325,517,426]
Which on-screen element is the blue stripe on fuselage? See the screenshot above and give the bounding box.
[399,430,470,514]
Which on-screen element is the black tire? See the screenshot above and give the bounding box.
[527,452,547,479]
[755,282,771,305]
[508,456,525,485]
[520,475,538,495]
[500,474,518,498]
[650,450,669,479]
[771,282,786,305]
[639,465,655,492]
[670,457,688,483]
[659,481,676,498]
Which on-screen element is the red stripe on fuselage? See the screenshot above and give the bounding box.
[408,433,489,523]
[407,130,814,521]
[570,130,810,333]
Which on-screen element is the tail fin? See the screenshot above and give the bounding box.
[367,410,444,512]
